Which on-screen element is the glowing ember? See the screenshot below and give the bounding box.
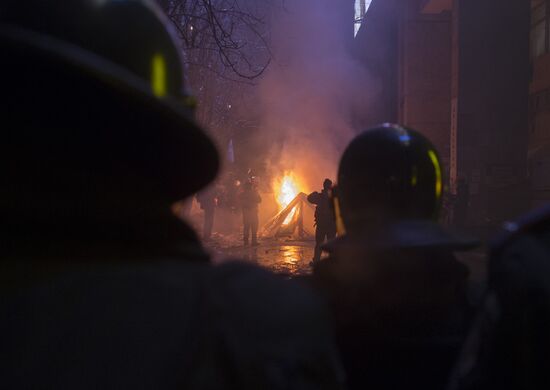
[274,172,300,225]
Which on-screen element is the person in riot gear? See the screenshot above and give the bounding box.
[239,180,262,246]
[453,177,470,229]
[0,1,345,388]
[308,178,337,263]
[313,123,478,390]
[448,205,550,390]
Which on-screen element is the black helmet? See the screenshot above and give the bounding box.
[333,123,477,251]
[338,124,443,230]
[0,0,218,206]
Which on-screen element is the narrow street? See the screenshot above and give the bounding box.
[206,234,315,277]
[204,232,488,285]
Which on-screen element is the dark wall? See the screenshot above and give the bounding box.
[399,2,452,174]
[456,0,531,228]
[354,0,531,229]
[352,0,400,127]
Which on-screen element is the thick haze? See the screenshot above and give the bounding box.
[259,0,378,192]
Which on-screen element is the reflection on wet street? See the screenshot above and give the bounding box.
[207,235,314,277]
[205,234,488,282]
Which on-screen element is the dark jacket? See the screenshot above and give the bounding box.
[197,187,217,210]
[240,185,262,212]
[312,233,473,390]
[307,190,335,228]
[2,215,345,389]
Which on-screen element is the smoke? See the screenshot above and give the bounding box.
[259,0,379,192]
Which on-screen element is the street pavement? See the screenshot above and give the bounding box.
[204,232,489,286]
[205,233,315,277]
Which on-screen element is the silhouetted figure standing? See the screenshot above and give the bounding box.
[197,187,217,240]
[240,181,261,246]
[449,205,550,390]
[313,124,478,390]
[308,179,336,263]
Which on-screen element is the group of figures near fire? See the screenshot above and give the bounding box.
[3,1,550,389]
[193,173,336,263]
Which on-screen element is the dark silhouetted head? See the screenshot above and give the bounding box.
[1,0,219,234]
[337,124,443,232]
[323,179,333,191]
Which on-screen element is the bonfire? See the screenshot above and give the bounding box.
[277,173,299,224]
[262,171,314,239]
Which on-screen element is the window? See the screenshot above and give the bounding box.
[531,0,550,59]
[354,0,372,37]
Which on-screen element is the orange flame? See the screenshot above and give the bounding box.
[277,174,299,208]
[274,172,301,225]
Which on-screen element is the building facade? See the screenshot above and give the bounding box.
[529,0,550,208]
[354,0,536,233]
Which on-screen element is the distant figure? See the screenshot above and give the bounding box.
[240,181,261,246]
[197,187,217,240]
[308,179,337,263]
[313,124,478,390]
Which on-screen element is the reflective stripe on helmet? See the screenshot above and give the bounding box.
[428,149,442,200]
[151,53,167,97]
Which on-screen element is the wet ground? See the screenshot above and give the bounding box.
[205,233,316,277]
[204,232,488,285]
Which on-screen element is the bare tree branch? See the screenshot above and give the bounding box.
[159,0,272,80]
[157,0,279,140]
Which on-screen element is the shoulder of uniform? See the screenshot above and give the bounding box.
[307,191,320,202]
[206,261,328,331]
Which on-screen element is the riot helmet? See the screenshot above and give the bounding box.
[337,124,443,232]
[1,0,219,228]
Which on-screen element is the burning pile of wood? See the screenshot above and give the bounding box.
[262,192,314,239]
